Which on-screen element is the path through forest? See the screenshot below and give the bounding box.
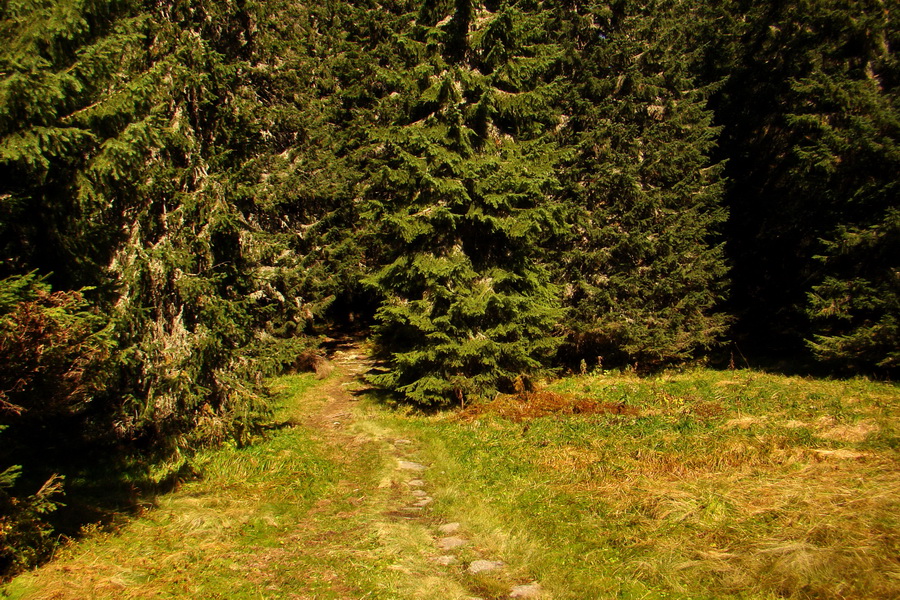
[3,338,545,600]
[298,337,544,599]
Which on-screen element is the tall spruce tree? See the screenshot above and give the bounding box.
[79,0,295,448]
[0,0,144,575]
[364,0,565,405]
[0,0,327,475]
[0,0,351,575]
[557,0,729,369]
[797,2,899,372]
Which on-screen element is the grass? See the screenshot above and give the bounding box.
[388,368,900,599]
[3,366,898,599]
[1,370,478,600]
[2,374,345,599]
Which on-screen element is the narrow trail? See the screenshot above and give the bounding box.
[304,337,545,600]
[1,337,546,600]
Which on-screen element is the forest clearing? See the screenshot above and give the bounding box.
[4,342,897,599]
[1,0,897,595]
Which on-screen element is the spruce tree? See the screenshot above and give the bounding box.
[797,1,899,371]
[364,0,564,405]
[0,0,328,453]
[808,211,899,372]
[252,0,424,326]
[557,0,729,369]
[0,0,343,574]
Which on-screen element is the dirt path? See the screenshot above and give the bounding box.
[302,338,544,600]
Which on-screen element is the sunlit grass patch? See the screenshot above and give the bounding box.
[3,374,341,600]
[399,368,900,599]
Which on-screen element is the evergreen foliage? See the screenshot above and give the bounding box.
[0,0,325,452]
[364,0,565,405]
[0,273,107,577]
[0,272,112,421]
[557,0,729,369]
[713,0,898,371]
[808,210,899,372]
[0,461,63,579]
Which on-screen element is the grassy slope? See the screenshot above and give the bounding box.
[3,367,898,599]
[393,369,900,599]
[2,375,344,599]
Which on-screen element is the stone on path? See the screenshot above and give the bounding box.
[437,536,467,551]
[509,583,543,598]
[413,496,433,507]
[431,555,457,566]
[397,459,428,472]
[438,522,461,534]
[467,559,505,575]
[411,489,429,497]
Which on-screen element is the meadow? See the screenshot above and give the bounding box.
[3,365,897,599]
[387,367,900,599]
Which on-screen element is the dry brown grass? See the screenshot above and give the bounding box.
[460,389,640,422]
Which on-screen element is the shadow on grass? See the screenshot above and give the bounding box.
[5,410,294,555]
[705,340,896,382]
[10,441,196,542]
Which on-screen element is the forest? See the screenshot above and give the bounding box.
[1,0,897,580]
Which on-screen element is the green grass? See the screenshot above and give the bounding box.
[2,374,342,600]
[3,367,898,600]
[388,368,900,599]
[1,371,476,600]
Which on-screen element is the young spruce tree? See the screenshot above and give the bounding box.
[365,0,565,405]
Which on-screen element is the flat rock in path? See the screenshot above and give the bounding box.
[467,559,504,575]
[510,583,543,598]
[411,489,429,497]
[438,522,461,534]
[437,536,467,551]
[413,496,433,507]
[431,555,457,566]
[397,459,428,472]
[406,479,425,487]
